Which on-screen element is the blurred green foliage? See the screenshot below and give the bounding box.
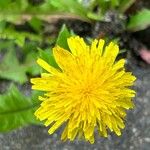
[90,0,136,14]
[0,22,72,131]
[0,85,41,132]
[0,0,149,132]
[127,9,150,31]
[0,0,90,23]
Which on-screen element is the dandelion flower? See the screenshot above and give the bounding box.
[31,36,136,144]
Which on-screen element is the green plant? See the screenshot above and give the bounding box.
[0,85,41,132]
[0,25,72,131]
[127,9,150,31]
[86,0,150,32]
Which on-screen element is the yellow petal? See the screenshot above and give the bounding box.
[90,39,98,55]
[103,42,119,66]
[37,58,60,75]
[53,46,76,71]
[31,77,59,91]
[98,39,105,56]
[67,36,89,56]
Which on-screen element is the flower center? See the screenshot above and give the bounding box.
[81,86,93,98]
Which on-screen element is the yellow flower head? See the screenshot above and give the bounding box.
[31,36,136,144]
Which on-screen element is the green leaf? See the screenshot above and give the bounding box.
[23,51,41,76]
[111,0,120,9]
[0,85,41,132]
[43,0,89,20]
[38,48,58,68]
[0,0,11,8]
[0,20,6,32]
[0,49,41,83]
[37,25,72,69]
[0,50,27,84]
[0,49,40,84]
[0,0,29,13]
[0,40,14,51]
[97,0,109,14]
[28,17,43,32]
[0,29,25,47]
[119,0,135,13]
[87,12,103,20]
[0,28,42,47]
[38,25,73,69]
[56,24,71,50]
[127,9,150,31]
